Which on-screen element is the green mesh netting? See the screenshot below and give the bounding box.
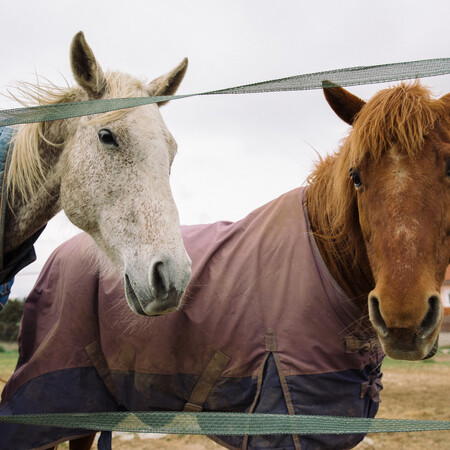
[1,58,449,126]
[0,412,449,435]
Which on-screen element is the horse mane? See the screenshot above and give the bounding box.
[306,81,450,263]
[7,72,148,203]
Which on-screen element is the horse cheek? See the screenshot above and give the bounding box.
[356,195,378,276]
[60,171,100,234]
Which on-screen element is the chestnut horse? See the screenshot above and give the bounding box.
[3,32,191,315]
[308,81,449,361]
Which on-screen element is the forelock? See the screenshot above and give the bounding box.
[348,82,441,166]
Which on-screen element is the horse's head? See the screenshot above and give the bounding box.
[324,82,450,360]
[60,32,191,316]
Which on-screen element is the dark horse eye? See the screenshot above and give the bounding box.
[350,169,362,188]
[446,159,450,178]
[98,129,119,147]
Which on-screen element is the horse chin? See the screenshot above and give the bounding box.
[379,332,439,361]
[124,274,183,317]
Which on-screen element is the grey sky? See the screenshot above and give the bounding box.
[0,0,449,297]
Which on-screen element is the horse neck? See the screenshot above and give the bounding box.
[3,120,68,254]
[305,158,374,311]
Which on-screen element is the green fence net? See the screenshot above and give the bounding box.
[0,412,449,435]
[0,57,449,126]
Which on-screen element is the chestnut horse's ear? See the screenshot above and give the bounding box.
[70,31,107,99]
[147,58,188,107]
[439,92,450,108]
[322,81,366,125]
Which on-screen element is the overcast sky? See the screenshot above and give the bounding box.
[0,0,449,297]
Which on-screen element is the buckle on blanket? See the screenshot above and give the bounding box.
[184,402,204,412]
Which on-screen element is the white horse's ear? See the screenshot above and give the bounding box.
[322,81,366,125]
[147,58,188,106]
[70,31,107,99]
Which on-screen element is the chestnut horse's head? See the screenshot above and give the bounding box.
[324,82,450,360]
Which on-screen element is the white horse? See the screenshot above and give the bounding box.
[4,32,191,315]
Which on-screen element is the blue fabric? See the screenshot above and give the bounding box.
[0,126,14,308]
[0,126,13,176]
[0,126,44,308]
[97,431,112,450]
[0,230,43,285]
[0,368,119,450]
[0,278,14,311]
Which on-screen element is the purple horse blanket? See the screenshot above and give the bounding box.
[0,187,384,449]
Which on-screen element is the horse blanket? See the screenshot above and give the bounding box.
[0,126,44,310]
[0,187,384,449]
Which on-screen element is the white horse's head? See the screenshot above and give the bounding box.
[60,32,191,315]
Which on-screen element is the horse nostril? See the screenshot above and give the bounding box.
[150,260,170,299]
[420,295,442,338]
[368,294,388,336]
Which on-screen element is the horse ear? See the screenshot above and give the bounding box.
[439,92,450,109]
[70,31,107,99]
[322,81,366,125]
[147,58,188,106]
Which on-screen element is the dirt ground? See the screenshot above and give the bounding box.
[1,346,449,449]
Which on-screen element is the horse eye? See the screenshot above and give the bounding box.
[446,159,450,178]
[98,129,119,147]
[350,169,363,188]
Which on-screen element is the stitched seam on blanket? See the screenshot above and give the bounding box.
[242,350,272,450]
[272,338,302,450]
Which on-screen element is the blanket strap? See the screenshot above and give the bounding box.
[183,350,230,412]
[85,342,123,408]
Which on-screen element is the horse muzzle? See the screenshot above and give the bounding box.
[124,254,191,316]
[368,292,443,360]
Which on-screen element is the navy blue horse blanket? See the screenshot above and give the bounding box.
[0,187,384,449]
